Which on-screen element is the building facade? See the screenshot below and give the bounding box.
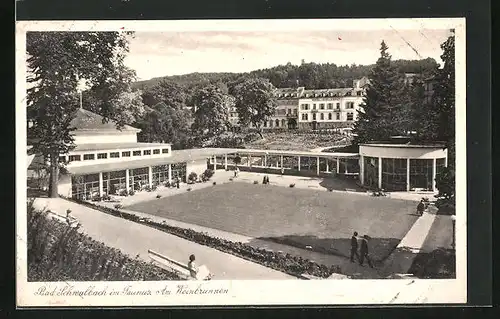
[257,77,369,131]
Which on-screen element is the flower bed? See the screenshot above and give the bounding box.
[407,248,456,279]
[27,204,181,282]
[67,198,344,279]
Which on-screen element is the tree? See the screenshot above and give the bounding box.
[435,166,455,200]
[191,85,233,138]
[27,31,134,198]
[230,78,277,138]
[141,79,187,108]
[353,41,405,144]
[432,31,456,168]
[136,102,192,149]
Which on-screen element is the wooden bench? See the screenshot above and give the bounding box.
[148,249,212,280]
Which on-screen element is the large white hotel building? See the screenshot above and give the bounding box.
[245,77,369,131]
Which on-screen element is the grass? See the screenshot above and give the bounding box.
[126,182,419,262]
[244,131,351,151]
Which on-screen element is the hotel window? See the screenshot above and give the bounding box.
[263,121,267,127]
[336,103,340,109]
[58,156,66,163]
[356,91,362,96]
[312,113,317,121]
[143,150,151,155]
[347,112,354,121]
[68,155,81,162]
[336,113,340,120]
[133,150,142,156]
[346,102,355,109]
[328,113,333,120]
[320,113,324,120]
[83,154,95,161]
[153,149,160,155]
[327,103,333,109]
[319,103,325,110]
[97,153,107,159]
[312,104,317,110]
[122,151,131,157]
[294,109,298,115]
[346,91,352,96]
[162,148,169,154]
[301,113,308,121]
[110,152,120,158]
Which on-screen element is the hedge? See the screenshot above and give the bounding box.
[67,198,344,279]
[27,203,181,282]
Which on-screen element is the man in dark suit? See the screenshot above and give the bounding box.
[350,231,360,262]
[359,235,374,268]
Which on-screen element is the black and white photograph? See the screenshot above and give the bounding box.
[16,18,466,306]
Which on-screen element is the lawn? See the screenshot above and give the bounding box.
[126,182,419,262]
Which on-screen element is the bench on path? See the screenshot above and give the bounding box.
[148,249,212,280]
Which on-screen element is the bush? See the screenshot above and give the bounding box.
[253,180,259,184]
[187,188,192,191]
[27,205,180,281]
[114,204,123,210]
[203,169,214,180]
[145,185,152,192]
[119,189,128,197]
[164,181,171,188]
[213,182,217,186]
[289,183,295,188]
[229,178,233,181]
[128,189,135,196]
[435,167,455,200]
[156,194,162,199]
[66,197,343,279]
[151,184,158,191]
[188,172,198,184]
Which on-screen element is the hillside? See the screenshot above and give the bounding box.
[132,58,439,91]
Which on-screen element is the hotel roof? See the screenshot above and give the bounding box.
[70,108,140,132]
[73,142,171,152]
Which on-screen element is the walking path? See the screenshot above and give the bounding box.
[32,197,294,280]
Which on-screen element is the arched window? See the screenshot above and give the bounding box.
[275,119,280,127]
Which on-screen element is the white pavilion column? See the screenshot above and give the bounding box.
[98,172,104,196]
[264,154,267,167]
[326,159,330,173]
[359,155,364,184]
[224,154,228,170]
[432,158,437,192]
[248,155,252,168]
[280,155,284,169]
[213,155,217,171]
[125,169,130,191]
[316,156,320,176]
[168,164,172,183]
[148,166,153,187]
[298,156,301,171]
[378,157,383,189]
[406,158,411,191]
[336,157,340,174]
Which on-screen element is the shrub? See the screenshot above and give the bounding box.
[229,178,233,181]
[119,189,128,197]
[164,181,171,188]
[27,205,180,281]
[213,182,217,186]
[289,183,295,188]
[156,194,162,199]
[188,172,198,184]
[145,185,152,192]
[128,189,135,196]
[114,204,123,210]
[203,169,214,180]
[253,180,259,184]
[187,188,192,191]
[151,184,158,191]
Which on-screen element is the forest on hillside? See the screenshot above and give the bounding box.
[132,57,439,91]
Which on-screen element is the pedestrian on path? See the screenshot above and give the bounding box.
[187,254,198,279]
[350,231,360,263]
[281,167,285,176]
[176,177,180,189]
[416,200,425,216]
[359,235,374,268]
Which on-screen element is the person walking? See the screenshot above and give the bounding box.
[187,254,198,279]
[176,177,180,189]
[416,199,425,216]
[359,235,374,268]
[350,231,360,263]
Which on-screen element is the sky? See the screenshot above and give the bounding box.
[125,29,452,81]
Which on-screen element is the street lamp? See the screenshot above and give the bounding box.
[450,215,456,249]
